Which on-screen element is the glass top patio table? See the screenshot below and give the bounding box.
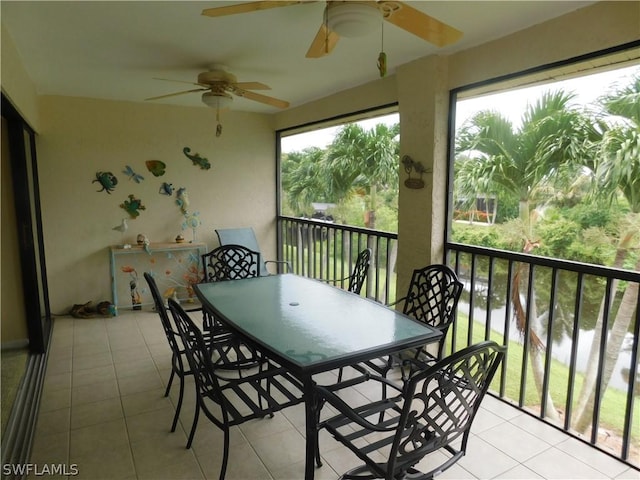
[194,273,442,375]
[194,273,442,480]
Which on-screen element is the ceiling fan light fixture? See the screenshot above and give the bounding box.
[327,3,381,37]
[202,91,233,109]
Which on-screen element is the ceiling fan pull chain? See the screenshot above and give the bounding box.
[378,22,387,77]
[216,108,222,137]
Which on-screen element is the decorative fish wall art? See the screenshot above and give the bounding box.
[93,171,118,194]
[123,165,145,183]
[146,160,166,177]
[159,182,174,196]
[183,147,211,170]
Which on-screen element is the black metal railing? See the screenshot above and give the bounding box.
[277,216,398,304]
[446,242,639,467]
[276,216,639,467]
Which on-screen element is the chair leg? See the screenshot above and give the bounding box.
[314,425,323,468]
[219,426,230,480]
[314,397,324,468]
[170,372,185,432]
[186,403,200,449]
[164,369,175,398]
[262,376,275,418]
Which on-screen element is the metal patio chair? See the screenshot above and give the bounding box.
[316,341,506,480]
[329,248,372,384]
[167,299,304,479]
[143,272,195,433]
[346,264,464,395]
[392,264,464,375]
[200,244,265,371]
[216,227,291,275]
[145,271,261,432]
[326,247,372,295]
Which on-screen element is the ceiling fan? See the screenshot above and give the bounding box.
[145,65,289,137]
[201,1,463,58]
[144,65,290,109]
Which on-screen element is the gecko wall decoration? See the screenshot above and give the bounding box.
[183,147,211,170]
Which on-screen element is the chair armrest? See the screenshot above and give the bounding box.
[322,276,350,285]
[182,305,203,313]
[315,385,399,433]
[386,296,407,308]
[264,260,292,274]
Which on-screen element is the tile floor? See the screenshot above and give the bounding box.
[28,310,639,480]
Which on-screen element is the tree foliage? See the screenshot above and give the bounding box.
[452,73,640,436]
[281,121,399,228]
[592,75,640,213]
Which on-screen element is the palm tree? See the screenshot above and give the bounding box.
[326,122,399,228]
[455,90,595,420]
[281,122,400,226]
[281,147,329,216]
[573,75,640,433]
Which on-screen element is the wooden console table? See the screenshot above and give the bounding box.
[109,242,207,314]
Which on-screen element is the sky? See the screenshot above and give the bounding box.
[455,64,640,130]
[281,63,639,153]
[281,113,398,153]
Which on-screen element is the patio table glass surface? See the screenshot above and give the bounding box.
[194,273,441,373]
[194,273,442,479]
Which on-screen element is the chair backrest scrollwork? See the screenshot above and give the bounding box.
[201,244,260,283]
[348,248,372,294]
[392,341,505,474]
[402,264,464,357]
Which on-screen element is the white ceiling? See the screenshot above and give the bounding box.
[1,1,597,113]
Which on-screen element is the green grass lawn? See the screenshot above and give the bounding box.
[283,243,398,302]
[448,317,639,449]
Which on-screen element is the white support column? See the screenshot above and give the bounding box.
[395,55,450,298]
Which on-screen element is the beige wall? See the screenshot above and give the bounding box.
[37,96,276,313]
[273,74,397,131]
[1,23,40,131]
[1,1,638,315]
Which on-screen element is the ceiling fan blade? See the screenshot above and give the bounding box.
[145,88,207,101]
[202,1,308,18]
[306,23,340,58]
[232,87,289,109]
[234,81,271,90]
[378,1,463,47]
